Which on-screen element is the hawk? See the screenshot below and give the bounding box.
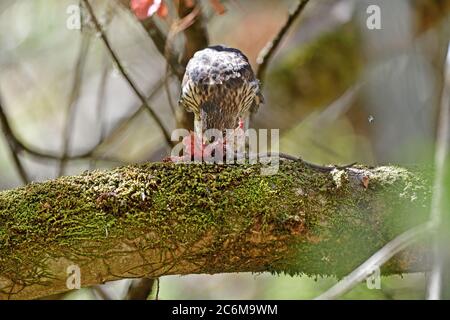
[179,45,264,136]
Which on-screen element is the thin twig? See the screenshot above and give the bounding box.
[0,93,29,184]
[123,0,186,81]
[92,76,168,158]
[305,84,361,161]
[274,152,356,171]
[0,89,122,163]
[12,75,166,164]
[426,42,450,300]
[164,66,176,118]
[0,126,120,163]
[96,62,111,147]
[155,277,160,300]
[174,1,209,131]
[58,34,91,176]
[125,278,156,300]
[163,3,203,124]
[315,221,435,300]
[311,84,361,128]
[82,0,172,148]
[256,0,310,84]
[185,151,356,171]
[141,18,184,80]
[89,60,110,170]
[177,1,209,68]
[92,285,113,300]
[0,96,121,164]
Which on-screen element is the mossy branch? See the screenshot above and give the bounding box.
[0,161,431,299]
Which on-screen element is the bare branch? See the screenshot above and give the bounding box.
[82,0,172,148]
[92,286,114,300]
[315,221,434,300]
[426,42,450,300]
[310,84,361,128]
[177,1,209,68]
[0,69,117,163]
[0,94,29,184]
[116,0,183,77]
[141,18,185,80]
[34,75,166,164]
[89,60,111,170]
[174,1,209,131]
[256,0,310,85]
[125,278,156,300]
[164,66,177,117]
[0,115,120,163]
[124,0,210,131]
[91,76,168,158]
[58,34,91,176]
[95,61,111,147]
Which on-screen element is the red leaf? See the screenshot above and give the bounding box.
[130,0,168,20]
[209,0,226,14]
[130,0,152,20]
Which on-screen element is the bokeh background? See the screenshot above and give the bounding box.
[0,0,449,299]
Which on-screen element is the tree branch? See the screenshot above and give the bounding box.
[82,0,172,147]
[315,221,434,300]
[58,34,91,176]
[256,0,310,85]
[174,0,209,131]
[177,1,209,69]
[125,278,156,300]
[0,161,431,299]
[141,18,185,80]
[0,94,120,164]
[427,41,450,299]
[0,93,29,184]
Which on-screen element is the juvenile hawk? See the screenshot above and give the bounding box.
[179,45,263,135]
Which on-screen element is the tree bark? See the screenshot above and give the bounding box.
[0,161,431,299]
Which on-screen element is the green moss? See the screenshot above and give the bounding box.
[267,165,431,277]
[0,161,432,293]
